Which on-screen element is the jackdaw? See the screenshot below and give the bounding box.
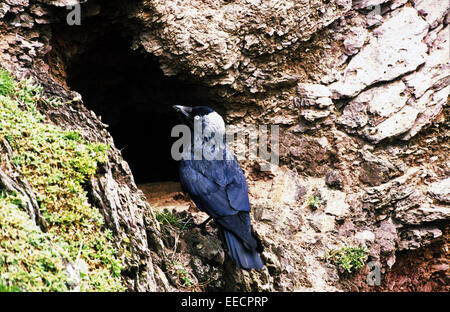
[173,105,264,270]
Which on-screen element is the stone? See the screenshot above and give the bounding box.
[343,26,368,55]
[428,177,450,204]
[190,256,212,283]
[337,101,368,129]
[398,227,442,250]
[136,0,351,93]
[30,5,46,17]
[403,26,450,99]
[184,228,225,266]
[39,0,84,7]
[359,161,389,186]
[401,86,449,140]
[5,0,29,6]
[362,168,420,210]
[352,0,390,9]
[363,105,420,143]
[338,219,356,237]
[394,190,450,225]
[355,230,376,245]
[337,79,418,142]
[34,17,51,25]
[308,212,336,233]
[315,97,333,108]
[330,7,429,98]
[359,150,396,186]
[366,13,383,28]
[296,84,334,112]
[363,81,408,118]
[375,219,397,267]
[413,0,450,29]
[325,170,343,189]
[360,149,396,171]
[389,0,408,11]
[297,83,333,98]
[398,26,450,140]
[0,3,10,19]
[301,109,330,122]
[335,0,352,8]
[323,190,350,219]
[154,266,172,291]
[296,96,333,109]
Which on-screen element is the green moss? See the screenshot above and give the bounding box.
[64,131,83,143]
[324,246,369,274]
[0,191,70,291]
[0,68,125,291]
[0,69,14,96]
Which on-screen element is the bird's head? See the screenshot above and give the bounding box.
[173,105,226,136]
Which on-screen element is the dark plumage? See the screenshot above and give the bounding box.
[173,105,263,270]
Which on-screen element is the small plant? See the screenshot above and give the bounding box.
[308,195,321,210]
[155,209,192,230]
[171,262,193,288]
[324,246,369,274]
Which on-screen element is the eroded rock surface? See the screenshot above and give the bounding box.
[135,0,352,94]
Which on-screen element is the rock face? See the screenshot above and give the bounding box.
[428,178,450,204]
[330,6,429,99]
[335,19,449,144]
[1,0,449,292]
[135,0,352,94]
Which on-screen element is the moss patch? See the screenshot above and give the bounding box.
[0,191,70,291]
[0,70,14,97]
[0,68,125,291]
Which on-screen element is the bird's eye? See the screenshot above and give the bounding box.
[194,115,201,120]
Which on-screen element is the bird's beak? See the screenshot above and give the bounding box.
[173,105,193,119]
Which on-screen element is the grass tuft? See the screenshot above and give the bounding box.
[155,209,192,230]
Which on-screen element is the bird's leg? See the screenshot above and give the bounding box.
[195,216,212,232]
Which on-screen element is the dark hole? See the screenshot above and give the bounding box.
[3,12,17,24]
[66,34,213,184]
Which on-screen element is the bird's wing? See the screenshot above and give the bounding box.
[223,158,251,213]
[179,158,250,217]
[179,162,228,218]
[180,159,257,251]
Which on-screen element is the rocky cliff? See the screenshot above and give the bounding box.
[0,0,448,291]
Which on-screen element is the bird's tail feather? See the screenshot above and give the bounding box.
[223,229,263,270]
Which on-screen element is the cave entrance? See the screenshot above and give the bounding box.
[66,34,211,186]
